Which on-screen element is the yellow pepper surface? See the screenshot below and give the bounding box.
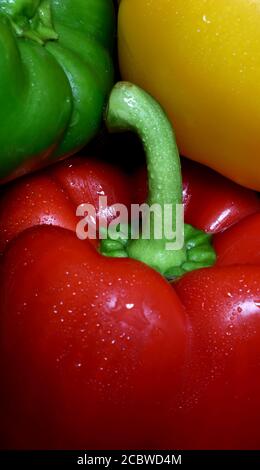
[118,0,260,190]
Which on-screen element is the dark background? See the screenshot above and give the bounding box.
[84,0,144,173]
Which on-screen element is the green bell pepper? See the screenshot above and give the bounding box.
[0,0,115,183]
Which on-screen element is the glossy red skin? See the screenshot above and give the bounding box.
[162,266,260,450]
[133,158,260,234]
[181,159,260,234]
[214,212,260,266]
[0,226,187,450]
[0,155,131,253]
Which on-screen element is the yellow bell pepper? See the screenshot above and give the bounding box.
[118,0,260,190]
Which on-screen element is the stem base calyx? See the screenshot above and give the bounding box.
[101,223,216,279]
[0,0,58,45]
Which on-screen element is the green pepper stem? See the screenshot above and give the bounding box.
[1,0,58,44]
[105,82,187,275]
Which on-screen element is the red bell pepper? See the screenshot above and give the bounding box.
[0,83,196,449]
[0,83,259,449]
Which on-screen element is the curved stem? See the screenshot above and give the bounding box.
[103,82,216,276]
[107,83,183,207]
[105,82,187,275]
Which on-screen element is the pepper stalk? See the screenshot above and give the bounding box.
[102,82,216,278]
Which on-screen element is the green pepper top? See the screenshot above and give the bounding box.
[0,0,115,183]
